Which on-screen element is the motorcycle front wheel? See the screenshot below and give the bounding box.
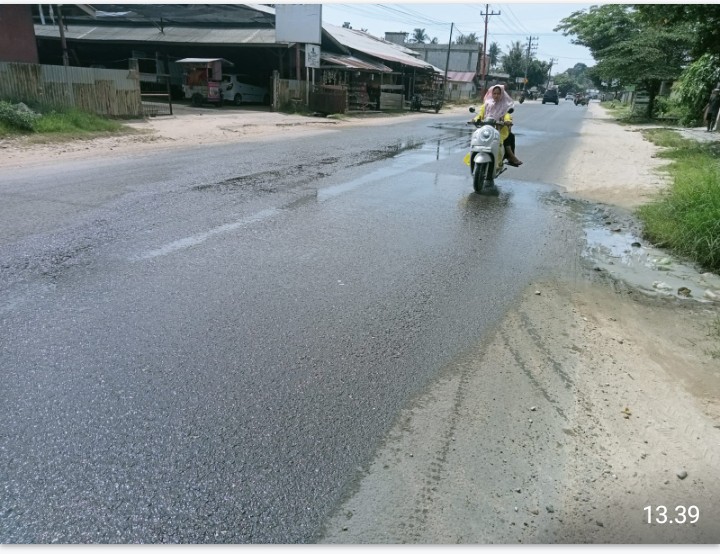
[473,162,491,194]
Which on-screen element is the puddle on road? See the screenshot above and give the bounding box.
[317,139,462,202]
[579,204,720,303]
[176,130,720,307]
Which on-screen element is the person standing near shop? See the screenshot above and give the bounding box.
[704,88,720,132]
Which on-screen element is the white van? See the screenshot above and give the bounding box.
[221,74,270,105]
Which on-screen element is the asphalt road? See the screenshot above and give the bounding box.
[0,100,589,543]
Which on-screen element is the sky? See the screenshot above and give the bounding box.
[320,2,596,74]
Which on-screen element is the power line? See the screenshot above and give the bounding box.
[373,4,448,27]
[500,4,532,36]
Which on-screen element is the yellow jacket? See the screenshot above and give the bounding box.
[474,104,512,143]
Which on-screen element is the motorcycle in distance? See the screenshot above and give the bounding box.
[465,106,514,195]
[518,90,526,104]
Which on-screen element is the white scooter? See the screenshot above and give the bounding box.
[465,106,514,195]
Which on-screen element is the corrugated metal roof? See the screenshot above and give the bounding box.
[447,71,476,83]
[176,58,235,66]
[34,24,277,45]
[74,4,276,25]
[320,53,392,73]
[323,24,441,72]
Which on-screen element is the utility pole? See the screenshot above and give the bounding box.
[56,4,69,67]
[546,58,556,89]
[523,35,538,92]
[480,4,500,98]
[443,23,454,102]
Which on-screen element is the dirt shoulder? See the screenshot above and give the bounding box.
[552,102,673,210]
[319,103,720,543]
[0,104,470,170]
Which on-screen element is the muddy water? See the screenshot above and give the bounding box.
[579,205,720,303]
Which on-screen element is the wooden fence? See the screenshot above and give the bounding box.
[273,77,305,110]
[0,62,143,117]
[309,85,347,114]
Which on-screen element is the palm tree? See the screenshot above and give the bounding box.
[456,32,479,45]
[411,28,429,43]
[501,41,526,82]
[488,42,501,69]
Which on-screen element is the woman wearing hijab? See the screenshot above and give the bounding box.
[473,84,523,166]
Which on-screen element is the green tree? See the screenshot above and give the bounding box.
[555,5,636,54]
[552,73,576,97]
[501,41,525,86]
[456,32,479,45]
[670,54,720,125]
[555,5,693,117]
[411,28,429,43]
[527,59,551,90]
[635,4,720,58]
[488,42,501,69]
[553,63,595,97]
[593,27,692,117]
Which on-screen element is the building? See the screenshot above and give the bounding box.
[0,4,39,63]
[16,4,444,114]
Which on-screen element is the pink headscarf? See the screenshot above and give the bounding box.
[483,84,514,120]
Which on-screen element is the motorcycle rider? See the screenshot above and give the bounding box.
[472,84,523,167]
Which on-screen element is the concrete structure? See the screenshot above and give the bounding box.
[408,43,486,75]
[445,71,476,100]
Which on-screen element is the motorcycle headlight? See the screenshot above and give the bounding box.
[480,128,492,140]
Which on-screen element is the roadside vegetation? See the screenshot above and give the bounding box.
[556,5,720,123]
[599,100,633,122]
[0,100,124,139]
[636,129,720,273]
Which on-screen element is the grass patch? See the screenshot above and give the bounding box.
[34,109,123,134]
[641,128,694,150]
[636,129,720,272]
[0,119,25,136]
[600,100,632,121]
[0,102,127,138]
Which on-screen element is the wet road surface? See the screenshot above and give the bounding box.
[1,103,589,542]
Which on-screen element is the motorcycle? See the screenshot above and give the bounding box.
[518,91,526,104]
[464,106,514,195]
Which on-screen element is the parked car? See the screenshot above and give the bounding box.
[221,74,270,105]
[542,88,559,105]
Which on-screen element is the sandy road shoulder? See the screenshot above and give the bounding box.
[0,106,469,171]
[553,102,671,210]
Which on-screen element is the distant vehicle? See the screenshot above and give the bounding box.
[565,94,574,101]
[221,74,270,105]
[542,88,559,105]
